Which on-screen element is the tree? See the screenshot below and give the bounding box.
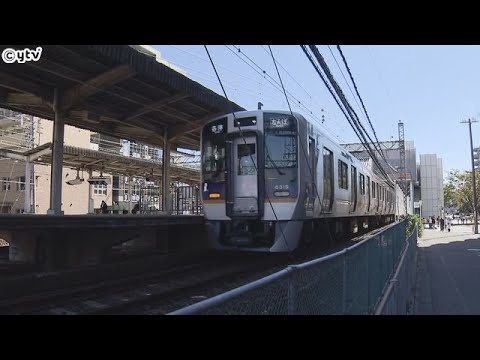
[444,169,480,214]
[443,182,457,209]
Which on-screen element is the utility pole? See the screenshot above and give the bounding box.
[398,120,407,215]
[461,118,478,234]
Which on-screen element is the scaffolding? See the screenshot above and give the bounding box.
[0,110,35,214]
[0,107,203,215]
[0,109,35,152]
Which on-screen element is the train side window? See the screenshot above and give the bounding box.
[359,173,365,195]
[377,183,380,210]
[372,181,376,198]
[338,160,348,190]
[366,175,371,211]
[322,147,333,212]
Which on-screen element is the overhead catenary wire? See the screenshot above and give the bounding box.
[170,44,341,139]
[268,45,335,246]
[168,45,284,92]
[325,46,393,179]
[327,46,365,120]
[326,45,376,144]
[204,45,292,253]
[260,45,318,109]
[169,69,289,111]
[305,45,392,183]
[301,45,393,186]
[335,45,391,168]
[261,44,350,137]
[225,45,346,143]
[229,45,339,127]
[168,45,299,111]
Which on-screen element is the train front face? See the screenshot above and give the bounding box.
[201,110,302,252]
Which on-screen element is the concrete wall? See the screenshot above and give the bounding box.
[34,119,109,214]
[36,118,90,147]
[34,165,110,214]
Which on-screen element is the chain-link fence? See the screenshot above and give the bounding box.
[169,220,417,315]
[374,226,417,315]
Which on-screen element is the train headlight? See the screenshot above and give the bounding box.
[274,191,290,197]
[208,193,221,199]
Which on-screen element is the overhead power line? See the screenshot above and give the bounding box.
[301,45,393,185]
[226,45,346,143]
[335,45,389,165]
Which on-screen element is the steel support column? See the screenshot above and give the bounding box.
[162,129,171,214]
[88,168,94,214]
[47,88,65,215]
[24,160,31,213]
[127,175,132,214]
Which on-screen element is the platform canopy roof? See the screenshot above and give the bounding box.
[0,45,245,150]
[1,143,200,185]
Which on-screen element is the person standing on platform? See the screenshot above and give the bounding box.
[100,200,108,214]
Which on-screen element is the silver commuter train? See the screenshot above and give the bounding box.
[201,110,406,252]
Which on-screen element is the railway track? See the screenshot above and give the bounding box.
[0,225,392,315]
[77,260,287,315]
[0,253,287,315]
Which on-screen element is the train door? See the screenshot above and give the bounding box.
[377,183,380,212]
[322,147,334,212]
[308,137,317,186]
[230,135,260,217]
[350,165,357,212]
[307,137,317,215]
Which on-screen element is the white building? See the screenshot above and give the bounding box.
[419,154,444,218]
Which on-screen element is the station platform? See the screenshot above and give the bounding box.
[0,214,206,270]
[415,225,480,314]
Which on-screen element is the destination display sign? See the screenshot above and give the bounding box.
[264,114,295,130]
[203,117,227,137]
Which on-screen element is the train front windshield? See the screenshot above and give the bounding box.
[264,114,297,169]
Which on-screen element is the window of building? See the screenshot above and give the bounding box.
[94,183,107,195]
[2,178,10,191]
[17,176,25,191]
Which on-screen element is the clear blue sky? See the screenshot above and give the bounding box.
[153,45,480,177]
